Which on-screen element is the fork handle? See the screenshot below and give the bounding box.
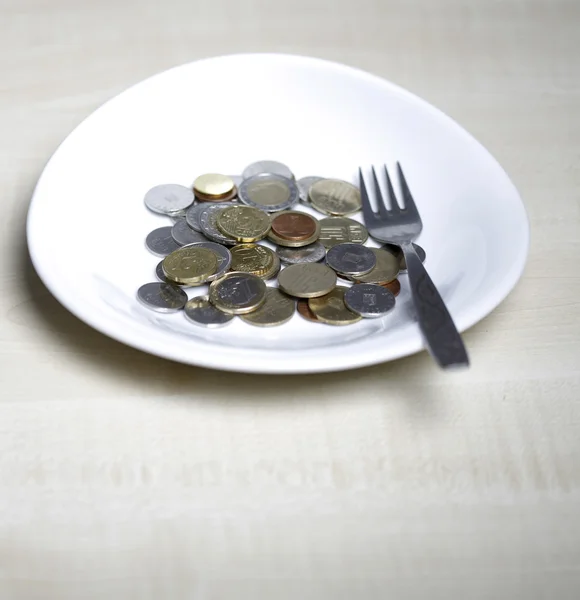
[401,242,470,369]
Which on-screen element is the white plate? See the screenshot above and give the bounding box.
[27,54,529,374]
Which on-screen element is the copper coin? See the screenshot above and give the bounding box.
[297,299,320,322]
[271,212,317,241]
[195,186,238,203]
[378,279,401,297]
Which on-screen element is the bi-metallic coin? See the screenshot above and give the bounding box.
[184,296,234,328]
[240,288,295,327]
[242,160,294,181]
[144,184,194,216]
[344,284,396,318]
[277,263,337,298]
[326,243,376,277]
[209,272,267,315]
[238,173,299,213]
[137,282,188,313]
[146,226,181,257]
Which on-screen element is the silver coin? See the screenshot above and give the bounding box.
[184,295,234,328]
[182,241,232,282]
[185,203,207,232]
[146,226,181,257]
[238,173,299,213]
[144,184,194,216]
[344,284,396,318]
[276,242,326,265]
[199,204,236,245]
[297,176,325,204]
[229,175,244,188]
[137,282,188,313]
[325,243,377,276]
[171,218,209,246]
[242,160,294,180]
[155,260,187,286]
[383,243,426,273]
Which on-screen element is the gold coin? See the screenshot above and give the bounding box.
[216,205,271,242]
[308,286,362,326]
[278,263,337,298]
[162,247,218,285]
[309,179,362,216]
[230,244,274,276]
[259,253,281,280]
[209,272,267,315]
[267,218,321,248]
[318,217,368,248]
[352,248,400,284]
[240,288,295,327]
[193,173,235,198]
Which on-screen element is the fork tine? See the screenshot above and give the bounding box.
[372,166,390,218]
[384,165,401,212]
[358,168,378,225]
[396,162,419,217]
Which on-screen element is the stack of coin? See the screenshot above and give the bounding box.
[140,160,426,328]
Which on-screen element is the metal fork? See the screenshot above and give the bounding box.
[359,164,469,369]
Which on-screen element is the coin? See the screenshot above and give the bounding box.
[267,218,321,248]
[146,226,181,257]
[185,203,208,232]
[171,219,209,246]
[184,295,234,328]
[271,211,317,241]
[195,186,238,203]
[297,298,320,323]
[183,241,232,282]
[217,205,271,242]
[238,173,299,213]
[242,160,294,180]
[144,184,195,216]
[318,217,368,248]
[352,248,400,284]
[309,179,362,216]
[276,242,326,265]
[199,204,236,245]
[344,284,396,318]
[260,252,281,280]
[383,243,426,272]
[162,246,218,285]
[193,173,235,198]
[297,176,324,204]
[379,279,401,297]
[326,243,376,276]
[240,288,295,327]
[209,272,267,315]
[156,260,187,285]
[230,244,274,276]
[308,286,362,326]
[137,282,188,313]
[278,263,337,298]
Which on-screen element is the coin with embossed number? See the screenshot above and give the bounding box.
[240,288,295,327]
[276,242,326,265]
[278,263,337,298]
[184,296,234,328]
[137,282,188,313]
[209,272,267,315]
[217,205,271,242]
[171,219,209,246]
[309,179,361,216]
[242,160,294,180]
[318,217,368,248]
[326,243,376,277]
[144,184,194,216]
[199,204,236,245]
[344,284,396,318]
[308,286,362,326]
[146,226,181,257]
[230,244,274,276]
[238,173,299,213]
[162,246,218,285]
[297,176,325,204]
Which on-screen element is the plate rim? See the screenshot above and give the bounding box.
[26,52,530,374]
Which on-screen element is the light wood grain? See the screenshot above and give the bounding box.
[1,0,580,598]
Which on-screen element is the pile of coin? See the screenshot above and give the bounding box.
[138,162,426,328]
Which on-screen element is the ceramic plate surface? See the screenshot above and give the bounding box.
[27,54,529,373]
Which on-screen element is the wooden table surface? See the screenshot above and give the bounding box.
[1,1,579,598]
